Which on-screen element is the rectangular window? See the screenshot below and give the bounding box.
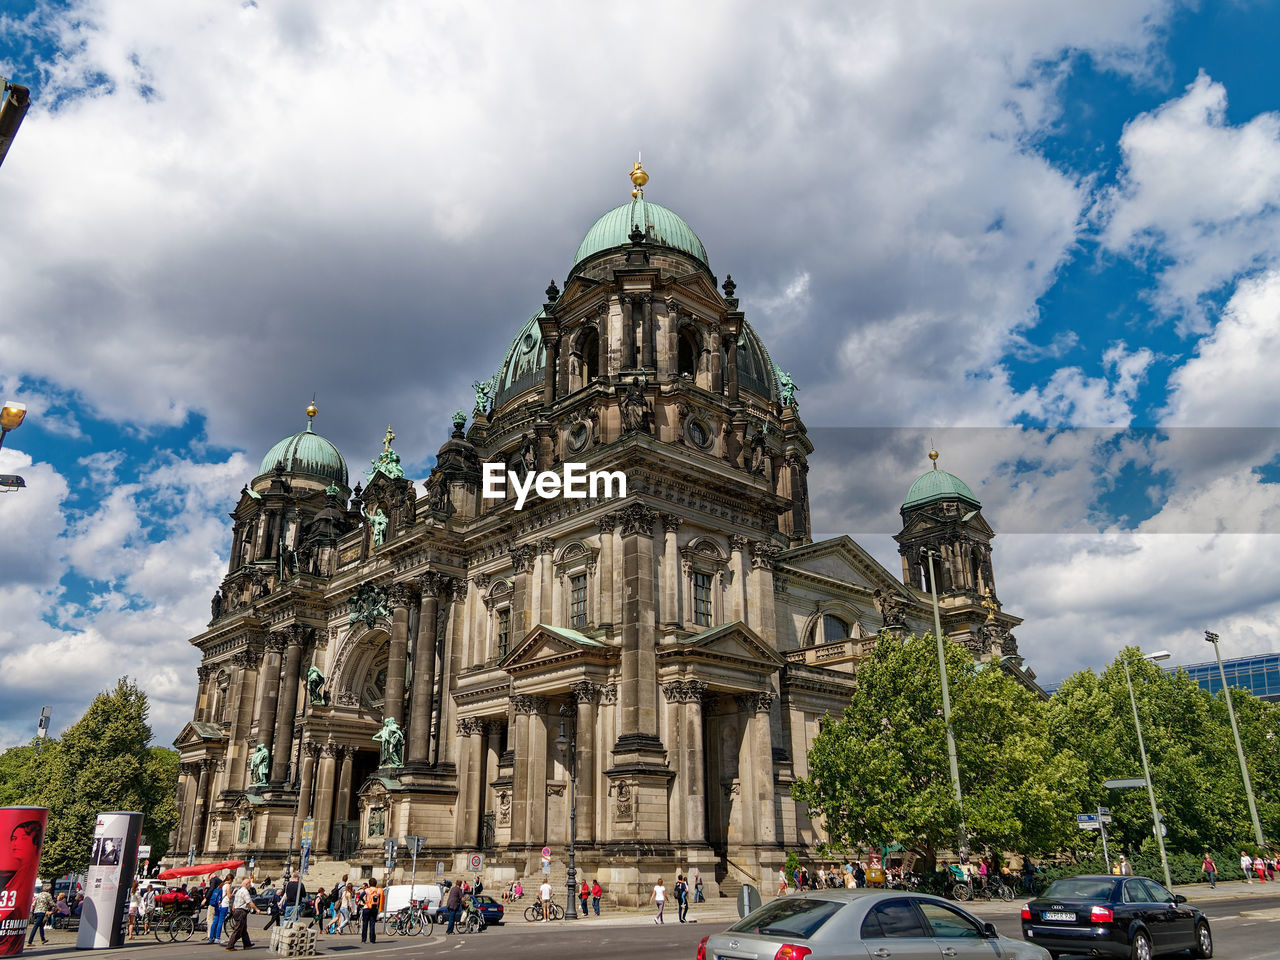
[570,573,587,629]
[693,571,713,627]
[497,608,511,657]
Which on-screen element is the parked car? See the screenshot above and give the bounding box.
[383,883,445,923]
[1021,875,1212,960]
[697,889,1050,960]
[471,895,504,925]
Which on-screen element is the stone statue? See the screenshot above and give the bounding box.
[749,429,768,475]
[980,587,1000,623]
[517,432,537,475]
[362,503,389,546]
[306,666,325,705]
[372,717,405,768]
[873,588,907,628]
[211,590,223,621]
[620,378,651,433]
[778,370,797,408]
[249,743,270,785]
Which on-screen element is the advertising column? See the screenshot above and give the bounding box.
[0,806,48,957]
[76,812,144,950]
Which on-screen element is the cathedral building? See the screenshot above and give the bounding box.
[171,164,1030,903]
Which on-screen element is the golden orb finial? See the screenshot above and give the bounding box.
[630,154,649,198]
[306,401,318,421]
[928,448,939,469]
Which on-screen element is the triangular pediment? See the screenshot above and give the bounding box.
[898,506,994,540]
[777,535,911,600]
[658,620,784,673]
[500,624,617,673]
[671,272,725,307]
[173,720,228,750]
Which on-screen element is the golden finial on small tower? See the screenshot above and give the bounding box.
[306,398,318,427]
[928,447,940,470]
[382,424,396,453]
[630,153,649,199]
[981,587,1000,623]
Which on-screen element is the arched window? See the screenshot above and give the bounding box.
[678,327,699,379]
[810,614,848,644]
[581,328,600,383]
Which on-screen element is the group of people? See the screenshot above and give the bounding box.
[1237,851,1277,884]
[649,873,699,924]
[25,889,74,946]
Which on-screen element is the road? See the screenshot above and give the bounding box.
[20,888,1280,960]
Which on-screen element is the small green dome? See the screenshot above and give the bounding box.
[258,424,349,488]
[573,198,709,270]
[903,468,980,510]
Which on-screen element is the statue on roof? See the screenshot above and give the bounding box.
[249,743,270,785]
[874,588,907,629]
[778,370,797,408]
[373,716,404,768]
[362,501,389,546]
[472,378,492,414]
[980,588,1000,623]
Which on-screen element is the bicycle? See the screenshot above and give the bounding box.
[523,899,563,922]
[385,900,432,937]
[151,908,198,942]
[457,895,487,934]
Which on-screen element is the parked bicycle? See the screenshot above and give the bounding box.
[523,899,563,922]
[456,894,487,934]
[383,899,433,937]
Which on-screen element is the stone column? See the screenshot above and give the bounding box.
[192,760,212,854]
[528,704,548,845]
[510,544,534,639]
[195,664,213,722]
[271,625,306,783]
[746,692,777,845]
[334,747,354,823]
[620,295,634,369]
[640,295,655,369]
[313,742,337,854]
[660,515,682,628]
[543,333,560,406]
[571,682,598,844]
[456,718,485,847]
[683,681,708,844]
[596,514,616,629]
[227,643,261,793]
[436,578,467,766]
[734,695,761,845]
[510,701,533,843]
[749,541,779,631]
[729,535,750,623]
[616,504,658,739]
[297,742,318,822]
[538,538,555,624]
[256,633,286,779]
[725,331,740,401]
[174,764,194,851]
[408,573,441,764]
[597,315,610,380]
[385,582,416,726]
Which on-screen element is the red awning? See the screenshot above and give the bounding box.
[157,859,245,880]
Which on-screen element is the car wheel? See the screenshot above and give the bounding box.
[1194,920,1213,958]
[1130,930,1152,960]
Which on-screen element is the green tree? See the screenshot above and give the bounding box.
[35,678,179,877]
[792,634,1084,870]
[0,741,54,809]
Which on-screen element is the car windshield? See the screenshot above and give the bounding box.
[1043,878,1115,901]
[730,898,843,939]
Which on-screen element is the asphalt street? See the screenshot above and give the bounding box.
[17,884,1280,960]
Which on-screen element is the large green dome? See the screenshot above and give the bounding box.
[903,468,980,510]
[257,423,349,487]
[573,198,709,270]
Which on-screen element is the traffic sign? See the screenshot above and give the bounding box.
[468,853,484,872]
[301,818,315,843]
[1104,778,1148,789]
[436,861,444,878]
[541,846,551,860]
[1097,807,1111,815]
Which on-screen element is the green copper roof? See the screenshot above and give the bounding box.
[903,468,980,510]
[258,423,349,487]
[573,198,709,269]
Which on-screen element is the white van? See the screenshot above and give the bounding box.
[382,883,445,923]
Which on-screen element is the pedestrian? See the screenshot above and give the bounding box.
[854,862,866,888]
[1255,856,1268,883]
[444,881,463,934]
[579,878,590,916]
[282,873,307,922]
[693,873,704,903]
[1118,856,1132,876]
[360,878,382,943]
[675,874,689,923]
[127,880,141,939]
[28,886,53,945]
[538,876,553,922]
[777,867,788,896]
[1241,851,1254,883]
[210,877,231,943]
[1201,853,1217,889]
[204,877,221,942]
[651,877,666,925]
[263,882,282,930]
[591,879,603,916]
[336,883,354,934]
[225,878,260,951]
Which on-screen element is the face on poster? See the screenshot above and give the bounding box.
[76,812,142,951]
[0,807,49,958]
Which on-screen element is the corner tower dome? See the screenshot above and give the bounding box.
[254,403,349,492]
[572,197,709,272]
[903,449,979,510]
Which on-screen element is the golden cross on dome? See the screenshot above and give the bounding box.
[981,587,1000,622]
[382,424,396,453]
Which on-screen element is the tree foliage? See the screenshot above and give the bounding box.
[792,634,1084,866]
[0,678,179,878]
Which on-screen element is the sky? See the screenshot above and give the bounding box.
[3,0,1280,749]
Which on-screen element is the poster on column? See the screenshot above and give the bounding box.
[0,806,49,957]
[76,811,144,950]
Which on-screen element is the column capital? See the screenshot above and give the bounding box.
[457,717,485,737]
[470,572,491,591]
[570,680,599,704]
[231,647,258,670]
[303,740,322,760]
[617,503,657,537]
[750,540,780,570]
[197,664,214,682]
[285,623,309,647]
[388,580,418,607]
[663,679,708,703]
[735,690,774,714]
[447,576,469,603]
[511,694,547,716]
[729,534,750,552]
[265,631,289,654]
[537,537,556,556]
[417,571,443,598]
[660,514,683,534]
[598,683,618,704]
[596,513,617,534]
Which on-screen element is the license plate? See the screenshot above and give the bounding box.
[1042,911,1076,921]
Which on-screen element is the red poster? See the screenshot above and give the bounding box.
[0,807,48,957]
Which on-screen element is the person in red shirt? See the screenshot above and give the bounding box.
[579,879,590,916]
[590,880,602,916]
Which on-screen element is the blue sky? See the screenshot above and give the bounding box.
[4,0,1280,748]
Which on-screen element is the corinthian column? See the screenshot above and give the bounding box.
[408,573,441,764]
[271,625,306,783]
[256,633,286,779]
[571,682,598,844]
[616,504,658,740]
[385,582,416,726]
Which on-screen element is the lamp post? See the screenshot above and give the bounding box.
[0,400,28,492]
[920,547,969,861]
[0,80,30,169]
[556,702,579,919]
[1204,630,1266,846]
[1122,650,1173,890]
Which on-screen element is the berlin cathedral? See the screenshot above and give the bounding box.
[170,163,1034,904]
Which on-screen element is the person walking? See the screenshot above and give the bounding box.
[28,886,53,945]
[1201,853,1217,889]
[674,874,689,923]
[579,878,590,917]
[651,878,666,925]
[591,879,603,916]
[1118,856,1132,876]
[204,876,222,943]
[360,879,382,943]
[336,883,354,934]
[127,881,142,939]
[282,873,307,922]
[225,878,260,951]
[693,874,704,903]
[210,878,232,943]
[444,881,463,934]
[777,867,788,896]
[263,882,282,930]
[1241,851,1253,883]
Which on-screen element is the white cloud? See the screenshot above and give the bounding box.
[1017,341,1155,427]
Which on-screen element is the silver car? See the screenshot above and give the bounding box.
[697,889,1051,960]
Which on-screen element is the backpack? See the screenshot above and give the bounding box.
[209,886,223,909]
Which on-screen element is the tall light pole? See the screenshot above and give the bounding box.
[920,547,969,861]
[1122,650,1172,890]
[0,80,31,169]
[1204,630,1266,846]
[556,702,579,919]
[0,400,28,491]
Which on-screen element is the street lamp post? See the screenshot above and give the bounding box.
[557,703,579,919]
[0,80,31,169]
[920,547,969,861]
[0,400,29,492]
[1204,630,1266,847]
[1122,650,1173,890]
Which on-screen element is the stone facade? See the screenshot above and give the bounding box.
[170,179,1029,903]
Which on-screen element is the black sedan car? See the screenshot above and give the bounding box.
[1021,875,1212,960]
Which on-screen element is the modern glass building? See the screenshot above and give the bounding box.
[1174,652,1280,703]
